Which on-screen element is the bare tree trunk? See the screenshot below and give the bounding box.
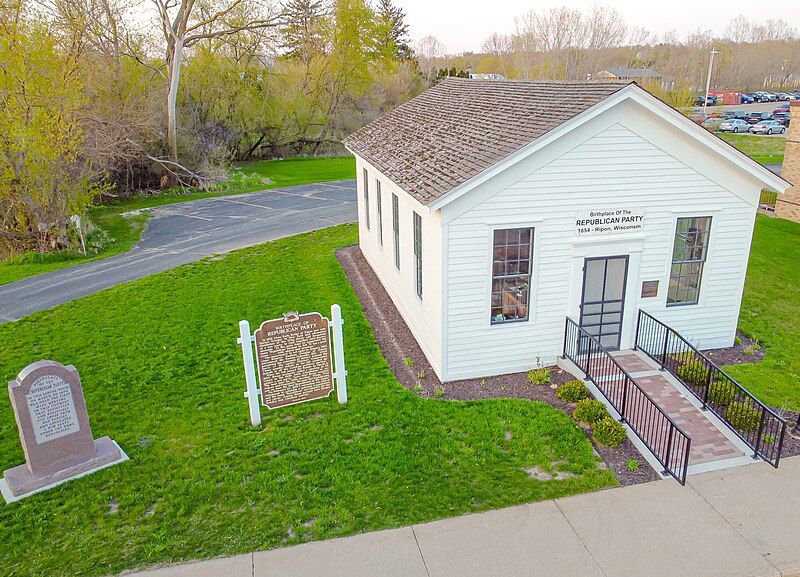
[167,37,184,162]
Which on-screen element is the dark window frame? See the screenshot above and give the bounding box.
[376,180,383,247]
[490,227,534,324]
[413,212,422,299]
[392,194,400,269]
[667,216,712,306]
[363,168,370,230]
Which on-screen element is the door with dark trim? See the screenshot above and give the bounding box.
[580,256,629,350]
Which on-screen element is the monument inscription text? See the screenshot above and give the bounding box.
[254,312,333,409]
[26,374,80,444]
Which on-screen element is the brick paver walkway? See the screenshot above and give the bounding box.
[611,351,743,466]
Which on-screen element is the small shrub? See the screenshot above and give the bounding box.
[670,351,694,365]
[764,434,776,444]
[593,417,627,447]
[725,402,762,431]
[627,459,640,472]
[528,367,551,385]
[556,380,590,403]
[573,399,608,425]
[707,380,736,406]
[742,347,755,356]
[676,360,710,387]
[434,390,445,398]
[404,357,413,367]
[413,384,422,393]
[734,336,743,345]
[417,370,425,380]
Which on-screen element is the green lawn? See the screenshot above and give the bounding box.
[726,215,800,410]
[717,133,786,164]
[0,224,613,577]
[0,156,355,285]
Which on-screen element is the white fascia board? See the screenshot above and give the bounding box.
[428,84,790,212]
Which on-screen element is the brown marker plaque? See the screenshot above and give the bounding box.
[641,280,659,298]
[254,312,333,409]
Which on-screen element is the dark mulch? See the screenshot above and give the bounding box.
[337,245,659,486]
[704,333,766,366]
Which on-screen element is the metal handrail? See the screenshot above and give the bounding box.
[563,317,692,485]
[635,309,787,467]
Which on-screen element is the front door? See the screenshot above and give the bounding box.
[580,256,629,350]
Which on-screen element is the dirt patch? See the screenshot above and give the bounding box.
[337,245,659,486]
[704,333,766,366]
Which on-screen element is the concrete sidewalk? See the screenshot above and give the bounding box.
[119,455,800,577]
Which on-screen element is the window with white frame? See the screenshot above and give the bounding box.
[376,180,383,246]
[668,216,711,305]
[413,212,422,298]
[363,168,370,230]
[491,228,533,324]
[392,194,400,269]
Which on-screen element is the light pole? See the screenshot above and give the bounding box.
[703,47,720,117]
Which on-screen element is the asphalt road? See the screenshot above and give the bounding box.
[0,180,357,322]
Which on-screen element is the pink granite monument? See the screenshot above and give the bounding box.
[1,360,127,503]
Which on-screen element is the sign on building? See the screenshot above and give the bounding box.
[237,305,348,426]
[1,360,128,503]
[574,208,645,236]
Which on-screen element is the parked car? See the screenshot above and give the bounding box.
[741,93,755,104]
[776,92,792,101]
[772,113,791,127]
[750,120,786,134]
[746,112,773,124]
[694,94,717,106]
[722,110,748,119]
[752,91,771,102]
[701,116,725,130]
[718,119,751,133]
[773,103,790,114]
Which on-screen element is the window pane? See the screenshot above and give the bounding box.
[667,217,711,306]
[490,227,534,324]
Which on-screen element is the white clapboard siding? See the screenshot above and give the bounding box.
[356,158,444,377]
[442,122,755,381]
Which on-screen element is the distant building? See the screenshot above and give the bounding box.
[469,73,506,81]
[595,67,675,91]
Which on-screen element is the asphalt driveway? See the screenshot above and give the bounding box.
[0,180,357,322]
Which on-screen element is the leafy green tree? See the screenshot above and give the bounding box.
[0,3,101,257]
[280,0,327,62]
[374,0,411,61]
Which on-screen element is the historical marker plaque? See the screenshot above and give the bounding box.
[254,312,334,409]
[641,280,660,298]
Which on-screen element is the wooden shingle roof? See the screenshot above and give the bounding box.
[343,78,631,205]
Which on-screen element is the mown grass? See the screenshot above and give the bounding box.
[717,133,786,164]
[0,156,355,286]
[0,224,614,577]
[726,216,800,410]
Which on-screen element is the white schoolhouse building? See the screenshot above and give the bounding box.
[343,79,789,382]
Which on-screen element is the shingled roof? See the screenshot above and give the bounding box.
[343,78,631,205]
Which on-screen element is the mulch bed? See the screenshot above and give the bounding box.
[336,245,800,483]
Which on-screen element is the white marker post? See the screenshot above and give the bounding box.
[330,304,348,404]
[238,320,262,426]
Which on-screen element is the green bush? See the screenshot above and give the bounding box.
[725,402,762,431]
[527,366,551,385]
[573,399,608,424]
[593,417,627,447]
[707,379,736,405]
[677,359,710,387]
[556,380,590,402]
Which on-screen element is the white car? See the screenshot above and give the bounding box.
[749,121,786,135]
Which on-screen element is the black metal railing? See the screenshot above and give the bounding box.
[563,317,692,485]
[635,309,786,467]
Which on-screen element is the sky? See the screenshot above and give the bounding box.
[395,0,800,54]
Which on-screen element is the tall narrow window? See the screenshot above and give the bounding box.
[392,194,400,269]
[363,168,370,230]
[668,217,711,305]
[413,212,423,298]
[376,180,383,247]
[491,228,533,324]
